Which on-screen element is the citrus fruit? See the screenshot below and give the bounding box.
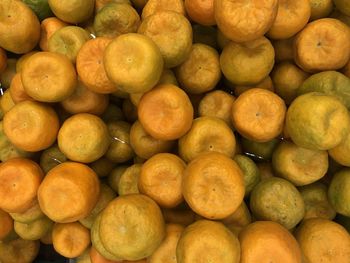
[250,177,305,229]
[286,92,350,150]
[139,153,185,208]
[183,152,245,220]
[37,162,100,223]
[104,33,163,94]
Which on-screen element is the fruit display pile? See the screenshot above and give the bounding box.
[1,0,350,262]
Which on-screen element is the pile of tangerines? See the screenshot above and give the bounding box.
[1,0,350,262]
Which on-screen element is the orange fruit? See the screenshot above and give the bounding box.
[39,17,68,51]
[294,18,350,72]
[104,33,163,94]
[183,152,245,220]
[138,84,193,140]
[250,177,305,229]
[48,0,94,24]
[0,209,13,240]
[239,221,302,263]
[48,26,91,63]
[148,224,184,263]
[93,3,140,38]
[328,169,350,217]
[0,0,40,54]
[0,89,15,114]
[106,121,134,163]
[14,216,53,241]
[0,158,43,214]
[61,81,109,115]
[141,0,185,19]
[0,238,40,263]
[232,88,286,142]
[95,0,131,12]
[295,218,350,263]
[176,220,241,263]
[76,37,118,94]
[139,153,185,208]
[9,199,45,224]
[38,162,100,223]
[3,101,59,152]
[9,73,33,104]
[221,201,252,234]
[329,132,350,167]
[272,140,328,186]
[309,0,333,21]
[214,0,278,43]
[0,58,16,89]
[198,90,235,127]
[21,51,77,102]
[185,0,215,26]
[175,43,221,94]
[178,116,236,162]
[118,164,141,196]
[79,184,116,229]
[299,182,336,221]
[52,222,91,258]
[267,0,311,39]
[233,154,261,197]
[57,113,110,163]
[99,194,166,260]
[138,11,192,68]
[286,92,350,150]
[271,61,310,105]
[220,37,275,86]
[333,0,350,16]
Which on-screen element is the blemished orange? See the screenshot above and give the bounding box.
[38,162,100,223]
[139,153,185,208]
[185,0,215,26]
[77,37,118,94]
[9,73,33,104]
[39,17,68,52]
[232,88,286,142]
[0,209,13,240]
[3,101,60,152]
[183,152,245,220]
[52,222,91,258]
[295,218,350,263]
[0,158,44,213]
[214,0,279,43]
[176,220,241,263]
[138,84,194,140]
[239,221,302,263]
